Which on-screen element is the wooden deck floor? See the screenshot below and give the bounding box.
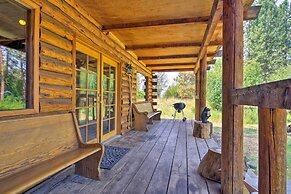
[29,119,221,194]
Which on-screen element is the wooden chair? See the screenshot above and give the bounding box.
[132,101,162,131]
[0,112,104,194]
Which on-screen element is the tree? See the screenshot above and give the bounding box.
[156,72,168,97]
[207,60,222,111]
[174,72,195,99]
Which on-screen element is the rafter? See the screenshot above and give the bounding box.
[102,6,260,31]
[194,0,223,73]
[126,41,221,50]
[146,62,195,67]
[138,53,215,60]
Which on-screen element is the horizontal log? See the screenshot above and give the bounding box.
[43,0,151,76]
[41,13,74,40]
[126,41,221,50]
[232,79,291,109]
[40,42,73,64]
[102,7,260,31]
[139,54,215,60]
[40,28,73,51]
[40,84,72,99]
[39,70,72,87]
[40,56,72,75]
[40,98,72,112]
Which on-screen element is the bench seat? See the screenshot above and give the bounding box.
[133,102,162,131]
[0,112,104,194]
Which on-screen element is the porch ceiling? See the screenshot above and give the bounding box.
[77,0,256,72]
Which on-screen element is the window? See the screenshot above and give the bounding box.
[136,72,146,101]
[0,0,38,114]
[75,51,99,142]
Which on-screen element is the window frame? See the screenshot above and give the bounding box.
[0,0,40,117]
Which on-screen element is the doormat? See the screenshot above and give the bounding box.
[100,146,130,170]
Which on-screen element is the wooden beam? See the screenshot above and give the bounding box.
[102,6,261,32]
[244,6,261,21]
[195,60,201,120]
[146,62,195,67]
[149,64,195,70]
[221,0,244,193]
[194,0,223,73]
[258,108,287,194]
[139,53,215,60]
[232,79,291,109]
[152,68,194,72]
[126,41,221,50]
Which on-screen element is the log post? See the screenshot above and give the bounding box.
[258,108,287,194]
[200,53,207,114]
[222,0,244,192]
[195,63,201,121]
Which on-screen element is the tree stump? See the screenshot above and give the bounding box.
[198,148,221,183]
[193,120,213,139]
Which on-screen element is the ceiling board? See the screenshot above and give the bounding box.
[133,47,201,57]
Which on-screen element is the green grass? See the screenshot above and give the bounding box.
[0,96,25,111]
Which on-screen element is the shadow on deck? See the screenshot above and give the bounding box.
[28,119,221,194]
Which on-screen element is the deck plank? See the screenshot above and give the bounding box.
[96,120,170,194]
[145,120,180,194]
[167,120,188,194]
[123,120,176,194]
[185,120,209,194]
[30,119,220,194]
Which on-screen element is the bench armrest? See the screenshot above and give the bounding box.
[79,142,104,151]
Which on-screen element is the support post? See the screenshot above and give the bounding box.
[195,67,201,121]
[200,53,207,114]
[258,108,287,194]
[221,0,244,192]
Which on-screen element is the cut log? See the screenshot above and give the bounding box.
[198,148,221,183]
[193,120,213,139]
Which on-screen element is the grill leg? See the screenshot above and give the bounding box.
[173,110,177,119]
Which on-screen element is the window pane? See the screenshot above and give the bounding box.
[76,51,87,70]
[103,120,109,135]
[88,107,97,123]
[109,105,115,118]
[88,91,97,107]
[88,123,97,141]
[103,77,109,91]
[110,67,115,79]
[88,73,97,90]
[103,63,110,78]
[88,56,97,74]
[109,79,115,91]
[76,108,87,125]
[109,118,115,132]
[76,90,86,107]
[79,126,86,142]
[76,70,87,89]
[0,1,30,111]
[109,92,115,105]
[103,92,109,105]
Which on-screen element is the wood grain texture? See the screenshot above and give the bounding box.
[232,78,291,109]
[258,108,287,194]
[221,0,244,193]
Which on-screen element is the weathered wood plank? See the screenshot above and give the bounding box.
[40,42,72,64]
[124,120,175,194]
[40,84,72,99]
[185,121,209,194]
[221,0,244,192]
[258,108,287,194]
[232,79,291,109]
[40,56,72,75]
[40,28,73,51]
[39,70,72,87]
[167,121,188,194]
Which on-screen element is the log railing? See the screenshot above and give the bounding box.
[232,78,290,193]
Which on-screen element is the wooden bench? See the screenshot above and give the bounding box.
[133,102,162,131]
[0,112,104,194]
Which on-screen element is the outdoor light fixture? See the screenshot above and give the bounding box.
[126,63,133,74]
[18,19,26,26]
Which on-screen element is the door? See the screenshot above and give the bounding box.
[101,56,118,141]
[75,43,101,143]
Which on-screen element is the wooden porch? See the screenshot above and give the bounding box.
[28,119,221,194]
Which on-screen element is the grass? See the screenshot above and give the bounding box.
[157,97,291,180]
[0,96,25,111]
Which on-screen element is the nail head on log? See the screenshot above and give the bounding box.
[193,120,213,139]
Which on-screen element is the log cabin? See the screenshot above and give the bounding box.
[0,0,289,193]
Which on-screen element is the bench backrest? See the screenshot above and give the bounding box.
[0,113,79,179]
[133,102,154,113]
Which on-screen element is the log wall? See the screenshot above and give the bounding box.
[16,0,153,133]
